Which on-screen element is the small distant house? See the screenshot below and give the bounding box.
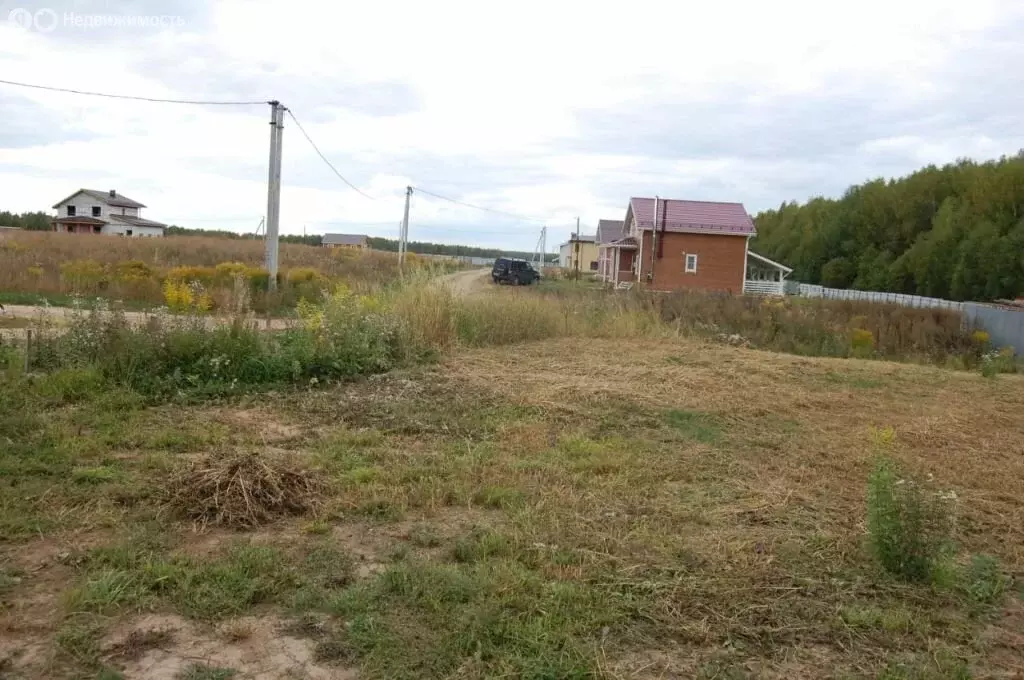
[558,233,598,271]
[51,189,166,237]
[597,197,791,295]
[322,233,368,249]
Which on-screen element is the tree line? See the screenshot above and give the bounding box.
[365,237,549,261]
[2,217,545,260]
[0,211,50,230]
[752,153,1024,301]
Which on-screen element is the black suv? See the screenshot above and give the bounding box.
[491,257,540,285]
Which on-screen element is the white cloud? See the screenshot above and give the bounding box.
[1,0,1023,250]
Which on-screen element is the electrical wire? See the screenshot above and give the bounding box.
[412,186,546,223]
[286,109,381,201]
[0,77,267,105]
[1,78,561,228]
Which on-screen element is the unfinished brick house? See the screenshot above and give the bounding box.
[597,197,791,295]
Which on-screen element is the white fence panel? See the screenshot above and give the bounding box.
[744,280,785,296]
[796,284,964,312]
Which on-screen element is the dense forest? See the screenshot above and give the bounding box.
[753,153,1024,301]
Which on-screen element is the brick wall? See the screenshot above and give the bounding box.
[637,231,747,293]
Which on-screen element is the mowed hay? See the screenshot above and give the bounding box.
[165,451,325,529]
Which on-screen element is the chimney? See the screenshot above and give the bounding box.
[109,189,116,198]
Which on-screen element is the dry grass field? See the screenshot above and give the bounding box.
[0,231,441,312]
[1,335,1022,679]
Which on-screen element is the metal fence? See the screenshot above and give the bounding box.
[796,283,1024,353]
[963,303,1024,355]
[797,284,964,311]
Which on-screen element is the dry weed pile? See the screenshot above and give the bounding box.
[165,452,325,529]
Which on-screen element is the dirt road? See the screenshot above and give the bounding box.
[439,268,490,296]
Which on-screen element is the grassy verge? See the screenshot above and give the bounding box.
[3,278,1015,405]
[2,337,1022,678]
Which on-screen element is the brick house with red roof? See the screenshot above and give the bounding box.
[598,197,791,295]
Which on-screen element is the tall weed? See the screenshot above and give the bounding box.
[28,301,407,398]
[658,291,974,362]
[867,456,954,582]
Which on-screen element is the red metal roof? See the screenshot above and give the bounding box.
[630,197,755,235]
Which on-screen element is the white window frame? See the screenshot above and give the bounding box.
[685,253,698,273]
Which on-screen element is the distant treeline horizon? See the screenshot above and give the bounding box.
[0,215,552,261]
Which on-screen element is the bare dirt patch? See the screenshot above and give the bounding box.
[213,408,307,444]
[104,614,355,679]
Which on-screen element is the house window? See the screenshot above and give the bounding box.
[67,205,76,216]
[685,253,698,273]
[91,206,101,217]
[589,261,598,271]
[125,229,133,236]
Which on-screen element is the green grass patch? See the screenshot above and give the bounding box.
[839,604,919,635]
[662,409,724,445]
[451,528,514,563]
[471,485,525,510]
[67,540,353,621]
[322,558,646,678]
[71,465,123,485]
[177,664,238,680]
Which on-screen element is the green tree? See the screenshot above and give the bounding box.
[753,153,1024,301]
[820,257,857,288]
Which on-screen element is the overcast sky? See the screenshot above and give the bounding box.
[1,0,1023,250]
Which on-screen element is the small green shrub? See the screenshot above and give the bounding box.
[28,299,409,397]
[866,457,954,582]
[851,328,876,357]
[960,554,1008,605]
[980,347,1017,378]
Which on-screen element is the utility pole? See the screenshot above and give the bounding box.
[532,227,546,270]
[573,217,580,282]
[265,101,284,290]
[399,185,412,271]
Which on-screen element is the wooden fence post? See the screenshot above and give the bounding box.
[24,329,31,373]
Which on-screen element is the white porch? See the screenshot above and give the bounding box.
[743,251,792,296]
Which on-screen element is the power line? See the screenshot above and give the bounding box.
[286,109,381,201]
[2,77,568,228]
[0,77,267,106]
[412,186,546,223]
